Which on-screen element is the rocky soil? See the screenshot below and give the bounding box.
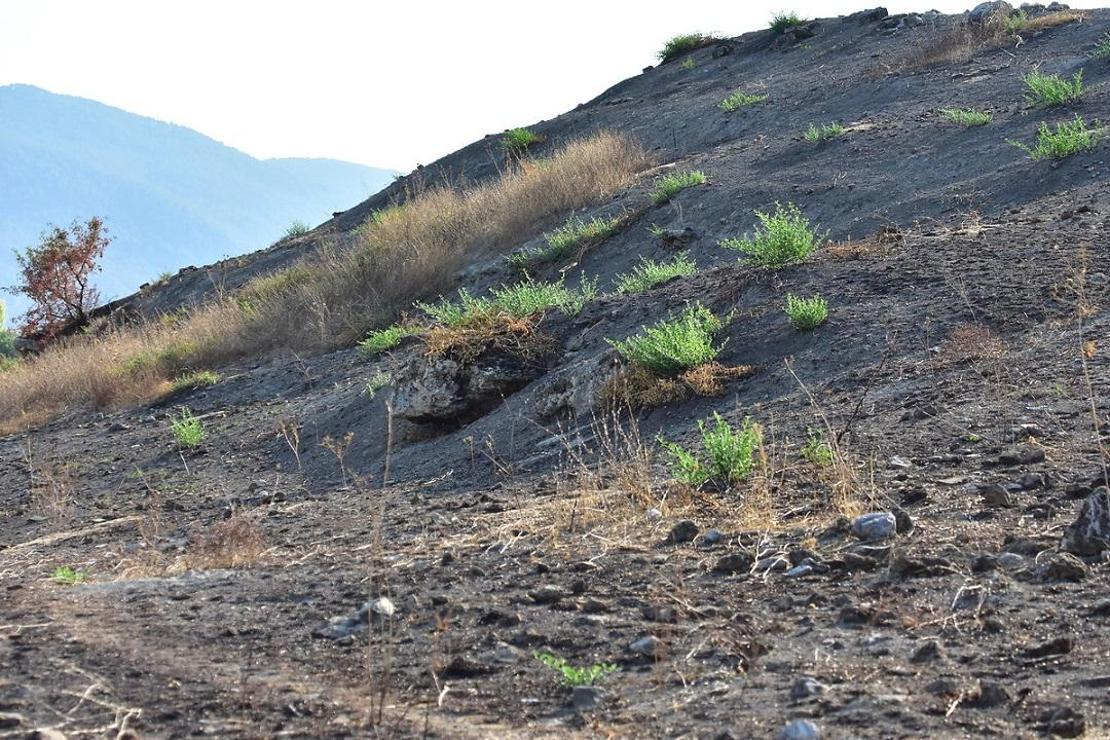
[3,4,1110,738]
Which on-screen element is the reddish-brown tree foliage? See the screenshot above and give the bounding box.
[8,217,111,338]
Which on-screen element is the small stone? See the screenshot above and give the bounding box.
[998,445,1045,466]
[753,556,789,574]
[700,528,723,546]
[646,508,663,522]
[569,685,605,712]
[368,596,395,618]
[581,598,609,614]
[629,634,661,657]
[997,552,1026,571]
[785,564,814,578]
[973,679,1011,708]
[1023,636,1073,659]
[970,554,997,572]
[1038,552,1088,582]
[108,421,131,432]
[528,585,566,605]
[790,676,828,700]
[851,512,897,541]
[779,719,822,740]
[1061,487,1110,556]
[1038,706,1085,738]
[910,639,947,663]
[666,519,699,545]
[0,713,25,730]
[980,484,1013,508]
[713,552,753,574]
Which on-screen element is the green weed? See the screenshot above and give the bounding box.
[358,324,420,356]
[615,252,697,294]
[283,220,310,238]
[610,303,723,376]
[171,370,221,392]
[171,409,204,449]
[658,33,716,63]
[1093,33,1110,60]
[51,566,87,585]
[719,90,768,112]
[801,431,834,466]
[1009,115,1096,159]
[534,651,618,686]
[679,57,696,71]
[720,202,824,268]
[366,371,391,398]
[1005,10,1029,33]
[1023,70,1084,107]
[502,127,543,152]
[784,293,828,330]
[652,170,707,204]
[770,12,804,34]
[660,413,762,488]
[419,277,597,327]
[804,122,845,142]
[940,108,993,126]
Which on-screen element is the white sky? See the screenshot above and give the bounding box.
[1,1,1100,171]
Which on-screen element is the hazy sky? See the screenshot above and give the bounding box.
[1,1,1099,171]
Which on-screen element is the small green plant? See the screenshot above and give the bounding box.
[660,413,762,488]
[770,11,804,34]
[510,215,621,268]
[784,293,828,330]
[1005,9,1029,33]
[490,275,598,317]
[416,289,495,327]
[0,301,15,361]
[283,220,310,238]
[1009,115,1096,160]
[679,57,696,71]
[720,202,824,268]
[940,108,993,126]
[157,270,173,284]
[804,121,845,142]
[51,566,87,585]
[171,370,221,392]
[1093,33,1110,60]
[658,33,715,63]
[534,651,618,686]
[610,303,723,377]
[615,252,697,294]
[719,90,768,112]
[1023,70,1084,107]
[366,371,391,398]
[359,324,420,356]
[647,223,667,238]
[801,431,834,466]
[501,127,543,152]
[652,170,707,204]
[171,409,205,449]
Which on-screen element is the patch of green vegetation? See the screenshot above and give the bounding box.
[804,121,845,142]
[679,57,696,71]
[51,566,87,585]
[719,202,824,268]
[366,371,391,398]
[418,277,597,327]
[1005,9,1030,33]
[171,370,221,392]
[615,252,697,294]
[171,409,205,449]
[0,301,17,363]
[784,293,829,330]
[652,170,707,204]
[647,223,667,238]
[534,651,618,686]
[1094,33,1110,60]
[660,413,762,488]
[610,303,724,377]
[1009,115,1096,160]
[501,127,543,153]
[284,220,311,238]
[1023,69,1084,107]
[719,90,768,112]
[509,215,621,269]
[358,324,421,356]
[801,431,834,466]
[658,33,714,63]
[770,11,804,34]
[940,108,993,126]
[120,340,200,377]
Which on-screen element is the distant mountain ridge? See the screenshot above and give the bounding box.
[0,84,396,325]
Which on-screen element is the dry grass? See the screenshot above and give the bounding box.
[422,315,552,362]
[185,513,266,569]
[938,323,1008,365]
[600,362,757,410]
[824,227,904,260]
[0,131,648,429]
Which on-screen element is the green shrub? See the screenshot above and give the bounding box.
[171,370,221,392]
[1010,115,1096,160]
[658,33,715,63]
[660,413,761,488]
[366,371,391,398]
[719,90,768,112]
[501,127,543,152]
[804,122,845,142]
[51,566,87,585]
[359,324,420,356]
[534,651,618,686]
[509,215,621,268]
[652,170,707,204]
[720,202,824,268]
[801,431,834,466]
[610,303,723,376]
[1093,33,1110,60]
[283,220,310,238]
[679,57,696,71]
[615,252,697,294]
[171,409,205,449]
[1023,70,1084,107]
[784,293,828,330]
[940,108,993,126]
[0,301,15,360]
[770,12,804,34]
[1005,10,1029,33]
[490,275,598,317]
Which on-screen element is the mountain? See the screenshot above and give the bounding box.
[0,84,396,325]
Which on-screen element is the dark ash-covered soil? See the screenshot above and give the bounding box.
[3,5,1110,738]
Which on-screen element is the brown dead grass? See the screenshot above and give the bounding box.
[0,131,648,429]
[185,513,266,569]
[824,227,904,260]
[938,323,1007,365]
[600,362,757,410]
[422,315,552,362]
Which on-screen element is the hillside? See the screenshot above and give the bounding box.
[2,5,1110,738]
[0,84,396,324]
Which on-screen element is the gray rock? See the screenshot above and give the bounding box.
[528,585,567,605]
[753,555,790,574]
[779,719,822,740]
[629,634,661,657]
[713,552,753,574]
[980,483,1014,508]
[846,6,889,24]
[658,226,699,247]
[851,512,897,541]
[1038,551,1088,582]
[997,552,1026,571]
[0,713,25,730]
[569,685,605,712]
[998,445,1045,466]
[790,676,829,700]
[1061,487,1110,556]
[646,507,663,522]
[314,596,397,641]
[910,639,948,663]
[700,528,723,546]
[666,519,699,545]
[968,1,1014,24]
[973,679,1011,707]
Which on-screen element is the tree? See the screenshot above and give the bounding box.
[8,217,110,338]
[0,300,15,358]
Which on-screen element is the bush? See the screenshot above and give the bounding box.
[804,122,845,142]
[1094,33,1110,60]
[610,303,723,377]
[419,277,597,327]
[660,413,761,488]
[801,431,834,465]
[359,324,420,356]
[1005,9,1029,33]
[652,170,707,204]
[615,252,697,294]
[1010,115,1096,160]
[784,293,828,330]
[538,215,620,263]
[940,108,993,126]
[1023,70,1084,107]
[658,33,716,63]
[283,221,310,238]
[719,91,768,112]
[770,12,804,34]
[501,127,543,152]
[720,202,824,268]
[172,409,204,448]
[0,301,15,360]
[679,57,696,71]
[171,370,221,392]
[534,651,618,686]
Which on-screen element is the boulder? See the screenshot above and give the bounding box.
[968,1,1014,24]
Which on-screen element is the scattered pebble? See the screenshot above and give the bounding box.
[851,512,897,541]
[666,519,699,545]
[779,718,822,740]
[790,676,828,700]
[629,634,661,657]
